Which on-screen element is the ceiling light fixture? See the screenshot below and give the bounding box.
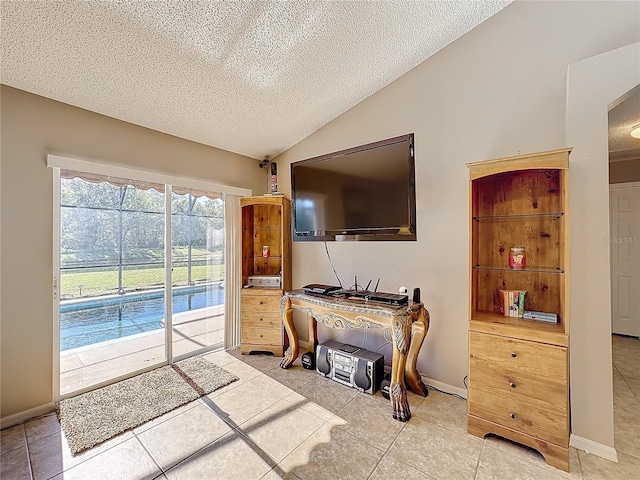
[631,124,640,139]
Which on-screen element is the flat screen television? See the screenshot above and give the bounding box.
[291,133,416,241]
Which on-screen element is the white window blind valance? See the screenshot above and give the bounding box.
[60,169,223,200]
[48,154,252,198]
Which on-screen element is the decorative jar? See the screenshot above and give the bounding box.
[509,247,526,269]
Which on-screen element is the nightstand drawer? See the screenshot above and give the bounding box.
[469,332,567,383]
[242,313,281,329]
[468,386,568,446]
[241,327,282,346]
[241,295,280,314]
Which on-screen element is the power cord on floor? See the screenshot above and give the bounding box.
[422,381,467,401]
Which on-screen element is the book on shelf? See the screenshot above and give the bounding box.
[522,311,558,323]
[498,289,527,318]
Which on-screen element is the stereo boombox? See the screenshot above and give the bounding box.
[316,340,384,394]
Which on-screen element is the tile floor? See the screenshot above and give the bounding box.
[2,335,640,480]
[612,334,640,462]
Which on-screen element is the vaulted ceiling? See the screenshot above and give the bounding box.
[1,1,514,159]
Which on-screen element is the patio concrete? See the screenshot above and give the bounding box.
[59,306,225,396]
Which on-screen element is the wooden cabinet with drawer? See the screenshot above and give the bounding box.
[240,290,287,355]
[468,332,569,447]
[240,195,291,356]
[467,149,571,472]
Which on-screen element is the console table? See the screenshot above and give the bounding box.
[279,290,430,422]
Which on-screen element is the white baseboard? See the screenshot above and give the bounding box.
[1,402,56,430]
[570,434,618,463]
[420,374,468,399]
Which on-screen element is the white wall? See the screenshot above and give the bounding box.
[275,0,640,448]
[0,86,265,419]
[566,41,640,455]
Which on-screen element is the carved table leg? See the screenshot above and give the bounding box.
[308,314,318,355]
[280,297,299,369]
[390,341,411,422]
[390,311,413,422]
[405,306,430,396]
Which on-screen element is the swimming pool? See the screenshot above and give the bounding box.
[60,285,224,351]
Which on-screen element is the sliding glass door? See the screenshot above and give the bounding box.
[57,170,226,396]
[170,187,226,360]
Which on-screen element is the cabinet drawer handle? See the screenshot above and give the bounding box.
[509,382,516,389]
[259,318,263,322]
[510,352,517,358]
[259,301,264,305]
[260,334,264,338]
[509,413,516,419]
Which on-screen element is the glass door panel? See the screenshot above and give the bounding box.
[59,172,166,396]
[170,188,225,359]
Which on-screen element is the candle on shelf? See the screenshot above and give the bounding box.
[509,247,526,269]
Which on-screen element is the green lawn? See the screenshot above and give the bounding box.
[60,264,224,299]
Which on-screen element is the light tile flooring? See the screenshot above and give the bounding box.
[2,335,640,480]
[612,334,640,462]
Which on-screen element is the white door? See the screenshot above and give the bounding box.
[610,183,640,336]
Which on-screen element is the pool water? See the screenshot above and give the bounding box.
[60,286,224,351]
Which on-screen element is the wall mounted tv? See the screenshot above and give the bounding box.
[291,133,416,242]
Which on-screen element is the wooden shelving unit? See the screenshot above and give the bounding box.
[466,148,572,472]
[240,195,291,356]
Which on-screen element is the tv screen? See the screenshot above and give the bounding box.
[291,133,416,241]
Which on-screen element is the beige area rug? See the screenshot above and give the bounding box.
[57,356,238,454]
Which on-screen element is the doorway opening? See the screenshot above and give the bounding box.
[608,83,640,459]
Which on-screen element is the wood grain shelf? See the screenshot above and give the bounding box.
[470,314,567,347]
[472,265,564,274]
[473,212,564,221]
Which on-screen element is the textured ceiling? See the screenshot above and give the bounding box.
[609,85,640,162]
[1,0,513,160]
